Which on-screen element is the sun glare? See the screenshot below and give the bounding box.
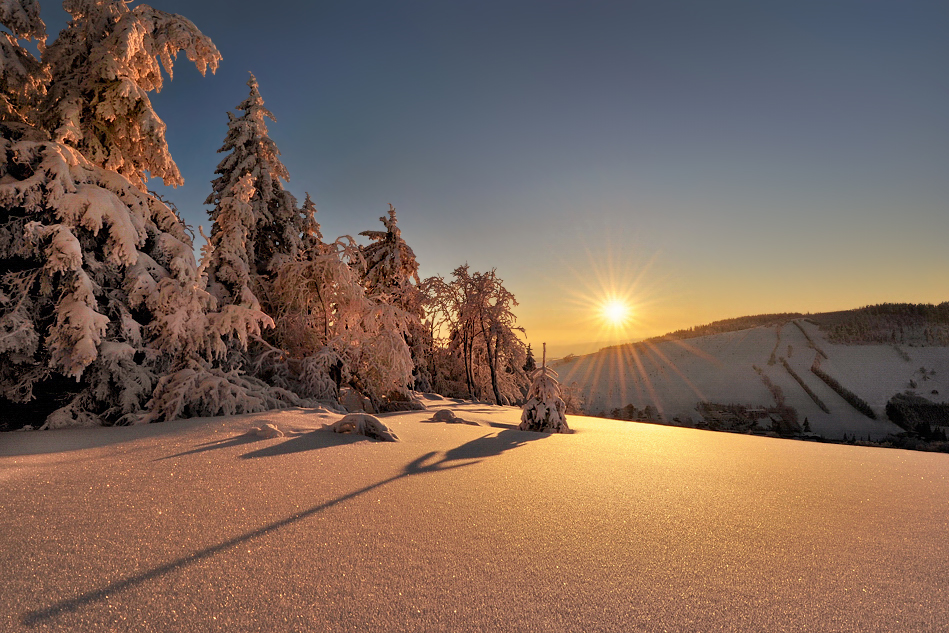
[602,299,631,327]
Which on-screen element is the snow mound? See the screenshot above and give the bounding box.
[242,423,284,439]
[429,409,480,426]
[432,409,457,422]
[322,413,399,442]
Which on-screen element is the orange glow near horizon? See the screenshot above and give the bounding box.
[552,238,669,353]
[541,240,711,420]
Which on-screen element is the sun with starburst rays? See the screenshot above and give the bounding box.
[549,240,710,421]
[557,241,655,349]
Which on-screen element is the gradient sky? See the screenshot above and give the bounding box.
[41,1,949,356]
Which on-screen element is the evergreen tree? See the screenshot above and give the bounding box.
[205,73,301,287]
[359,204,429,392]
[299,192,324,254]
[523,343,536,372]
[39,0,221,189]
[0,0,281,428]
[359,204,420,303]
[0,0,47,131]
[520,343,569,433]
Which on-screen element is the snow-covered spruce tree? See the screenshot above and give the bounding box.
[1,1,299,428]
[39,0,220,190]
[0,0,276,428]
[201,170,274,362]
[359,204,430,396]
[199,73,316,407]
[359,204,420,304]
[206,73,301,284]
[520,344,569,433]
[0,0,47,132]
[202,73,312,390]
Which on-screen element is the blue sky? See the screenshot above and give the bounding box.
[40,1,949,355]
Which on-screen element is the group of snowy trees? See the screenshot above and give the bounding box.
[422,265,530,406]
[0,0,241,428]
[0,0,548,430]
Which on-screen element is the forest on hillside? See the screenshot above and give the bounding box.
[634,303,949,348]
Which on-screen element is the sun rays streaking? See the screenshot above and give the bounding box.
[549,239,717,419]
[556,240,665,350]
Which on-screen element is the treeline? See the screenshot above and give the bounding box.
[752,365,800,432]
[779,358,829,413]
[641,303,949,347]
[595,403,661,422]
[885,393,949,441]
[791,320,828,359]
[647,313,803,343]
[810,363,875,419]
[817,303,949,346]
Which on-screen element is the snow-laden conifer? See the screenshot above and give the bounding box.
[520,344,569,433]
[359,204,430,394]
[206,74,301,281]
[360,204,420,303]
[299,192,323,253]
[0,0,47,130]
[39,0,221,189]
[1,137,205,426]
[0,1,298,429]
[523,343,536,372]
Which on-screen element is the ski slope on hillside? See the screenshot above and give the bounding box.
[558,319,949,439]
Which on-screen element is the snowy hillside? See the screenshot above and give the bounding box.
[557,318,949,440]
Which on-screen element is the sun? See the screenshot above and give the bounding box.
[601,298,632,327]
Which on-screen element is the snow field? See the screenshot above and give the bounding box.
[2,401,948,632]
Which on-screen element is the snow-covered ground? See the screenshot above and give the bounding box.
[558,319,949,439]
[2,398,947,632]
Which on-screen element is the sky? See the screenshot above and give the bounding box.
[42,0,949,356]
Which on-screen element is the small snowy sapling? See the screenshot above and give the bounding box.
[520,343,569,433]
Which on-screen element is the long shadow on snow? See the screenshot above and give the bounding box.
[153,434,263,461]
[155,423,362,462]
[21,427,550,627]
[239,429,365,459]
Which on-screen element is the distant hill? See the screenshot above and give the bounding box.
[632,303,949,347]
[555,303,949,441]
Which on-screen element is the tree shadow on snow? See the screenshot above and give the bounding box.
[153,434,264,461]
[21,428,547,627]
[155,422,364,462]
[441,428,544,463]
[239,429,365,459]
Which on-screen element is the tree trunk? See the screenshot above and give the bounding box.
[481,319,502,405]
